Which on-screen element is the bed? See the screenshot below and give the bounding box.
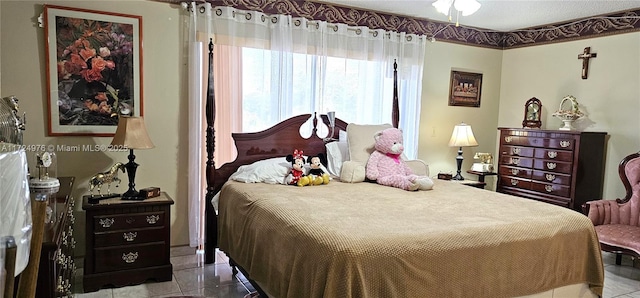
[201,41,604,298]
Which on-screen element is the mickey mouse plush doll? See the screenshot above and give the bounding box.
[307,153,330,185]
[285,149,311,186]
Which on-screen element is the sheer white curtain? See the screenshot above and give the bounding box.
[184,3,426,247]
[185,2,210,248]
[210,6,426,157]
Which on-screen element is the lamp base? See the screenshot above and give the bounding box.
[453,146,465,181]
[121,149,145,201]
[121,189,145,201]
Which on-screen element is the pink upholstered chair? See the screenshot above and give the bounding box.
[584,152,640,265]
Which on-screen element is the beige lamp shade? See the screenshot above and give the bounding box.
[448,123,479,147]
[110,116,155,149]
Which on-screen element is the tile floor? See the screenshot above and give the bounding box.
[73,247,640,298]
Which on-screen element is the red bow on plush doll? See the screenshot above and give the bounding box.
[285,149,311,186]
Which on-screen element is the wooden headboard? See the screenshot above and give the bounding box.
[210,114,348,196]
[202,40,399,263]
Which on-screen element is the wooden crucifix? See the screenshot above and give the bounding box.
[578,47,597,79]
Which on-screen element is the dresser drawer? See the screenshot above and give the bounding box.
[544,138,576,150]
[94,211,165,232]
[501,135,545,147]
[498,176,531,190]
[533,148,573,162]
[499,156,534,168]
[499,166,531,179]
[531,181,571,197]
[532,160,572,174]
[94,226,166,247]
[531,170,571,185]
[93,242,168,273]
[500,145,534,157]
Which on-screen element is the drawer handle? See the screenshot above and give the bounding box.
[147,215,160,224]
[511,179,518,186]
[56,276,64,294]
[56,249,65,265]
[122,252,139,264]
[511,169,519,175]
[99,218,115,228]
[511,157,520,165]
[545,185,553,192]
[504,136,513,143]
[560,140,571,148]
[62,231,68,247]
[512,148,521,155]
[545,174,556,181]
[547,162,557,170]
[123,232,138,242]
[547,151,558,159]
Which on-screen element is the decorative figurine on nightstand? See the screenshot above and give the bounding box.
[88,162,126,199]
[471,152,494,172]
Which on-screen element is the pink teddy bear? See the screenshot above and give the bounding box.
[366,128,434,191]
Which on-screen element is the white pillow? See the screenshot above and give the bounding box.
[346,123,393,166]
[229,156,332,184]
[230,157,290,184]
[338,129,348,142]
[325,141,349,178]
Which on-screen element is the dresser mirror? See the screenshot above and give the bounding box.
[522,97,542,129]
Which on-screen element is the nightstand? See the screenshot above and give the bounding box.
[465,170,497,189]
[82,192,174,292]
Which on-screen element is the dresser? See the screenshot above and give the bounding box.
[497,128,607,211]
[36,176,76,298]
[82,193,174,292]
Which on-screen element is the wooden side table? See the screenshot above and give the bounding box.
[464,170,498,189]
[82,193,174,292]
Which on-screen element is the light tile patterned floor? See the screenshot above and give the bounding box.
[73,246,255,298]
[73,247,640,298]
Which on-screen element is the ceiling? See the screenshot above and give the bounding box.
[317,0,640,32]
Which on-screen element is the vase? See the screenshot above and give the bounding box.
[560,119,576,131]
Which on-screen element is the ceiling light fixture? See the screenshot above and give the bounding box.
[432,0,481,26]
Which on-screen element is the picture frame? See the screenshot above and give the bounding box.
[44,5,143,136]
[448,70,482,107]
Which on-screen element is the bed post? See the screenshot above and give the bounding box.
[204,38,217,264]
[392,59,399,128]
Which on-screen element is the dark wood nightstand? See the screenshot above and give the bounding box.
[465,170,497,189]
[82,192,174,292]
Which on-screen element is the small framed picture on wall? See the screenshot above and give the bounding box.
[449,70,482,107]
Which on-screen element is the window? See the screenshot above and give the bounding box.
[241,47,394,134]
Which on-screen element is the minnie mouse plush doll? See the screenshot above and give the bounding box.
[285,149,311,186]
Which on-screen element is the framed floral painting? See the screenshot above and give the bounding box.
[44,5,143,136]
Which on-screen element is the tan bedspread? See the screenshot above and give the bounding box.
[218,179,604,298]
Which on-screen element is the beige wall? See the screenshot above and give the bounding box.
[3,0,639,256]
[420,42,503,190]
[499,33,640,200]
[0,0,188,253]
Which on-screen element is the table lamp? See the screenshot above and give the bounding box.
[110,116,154,200]
[448,122,478,180]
